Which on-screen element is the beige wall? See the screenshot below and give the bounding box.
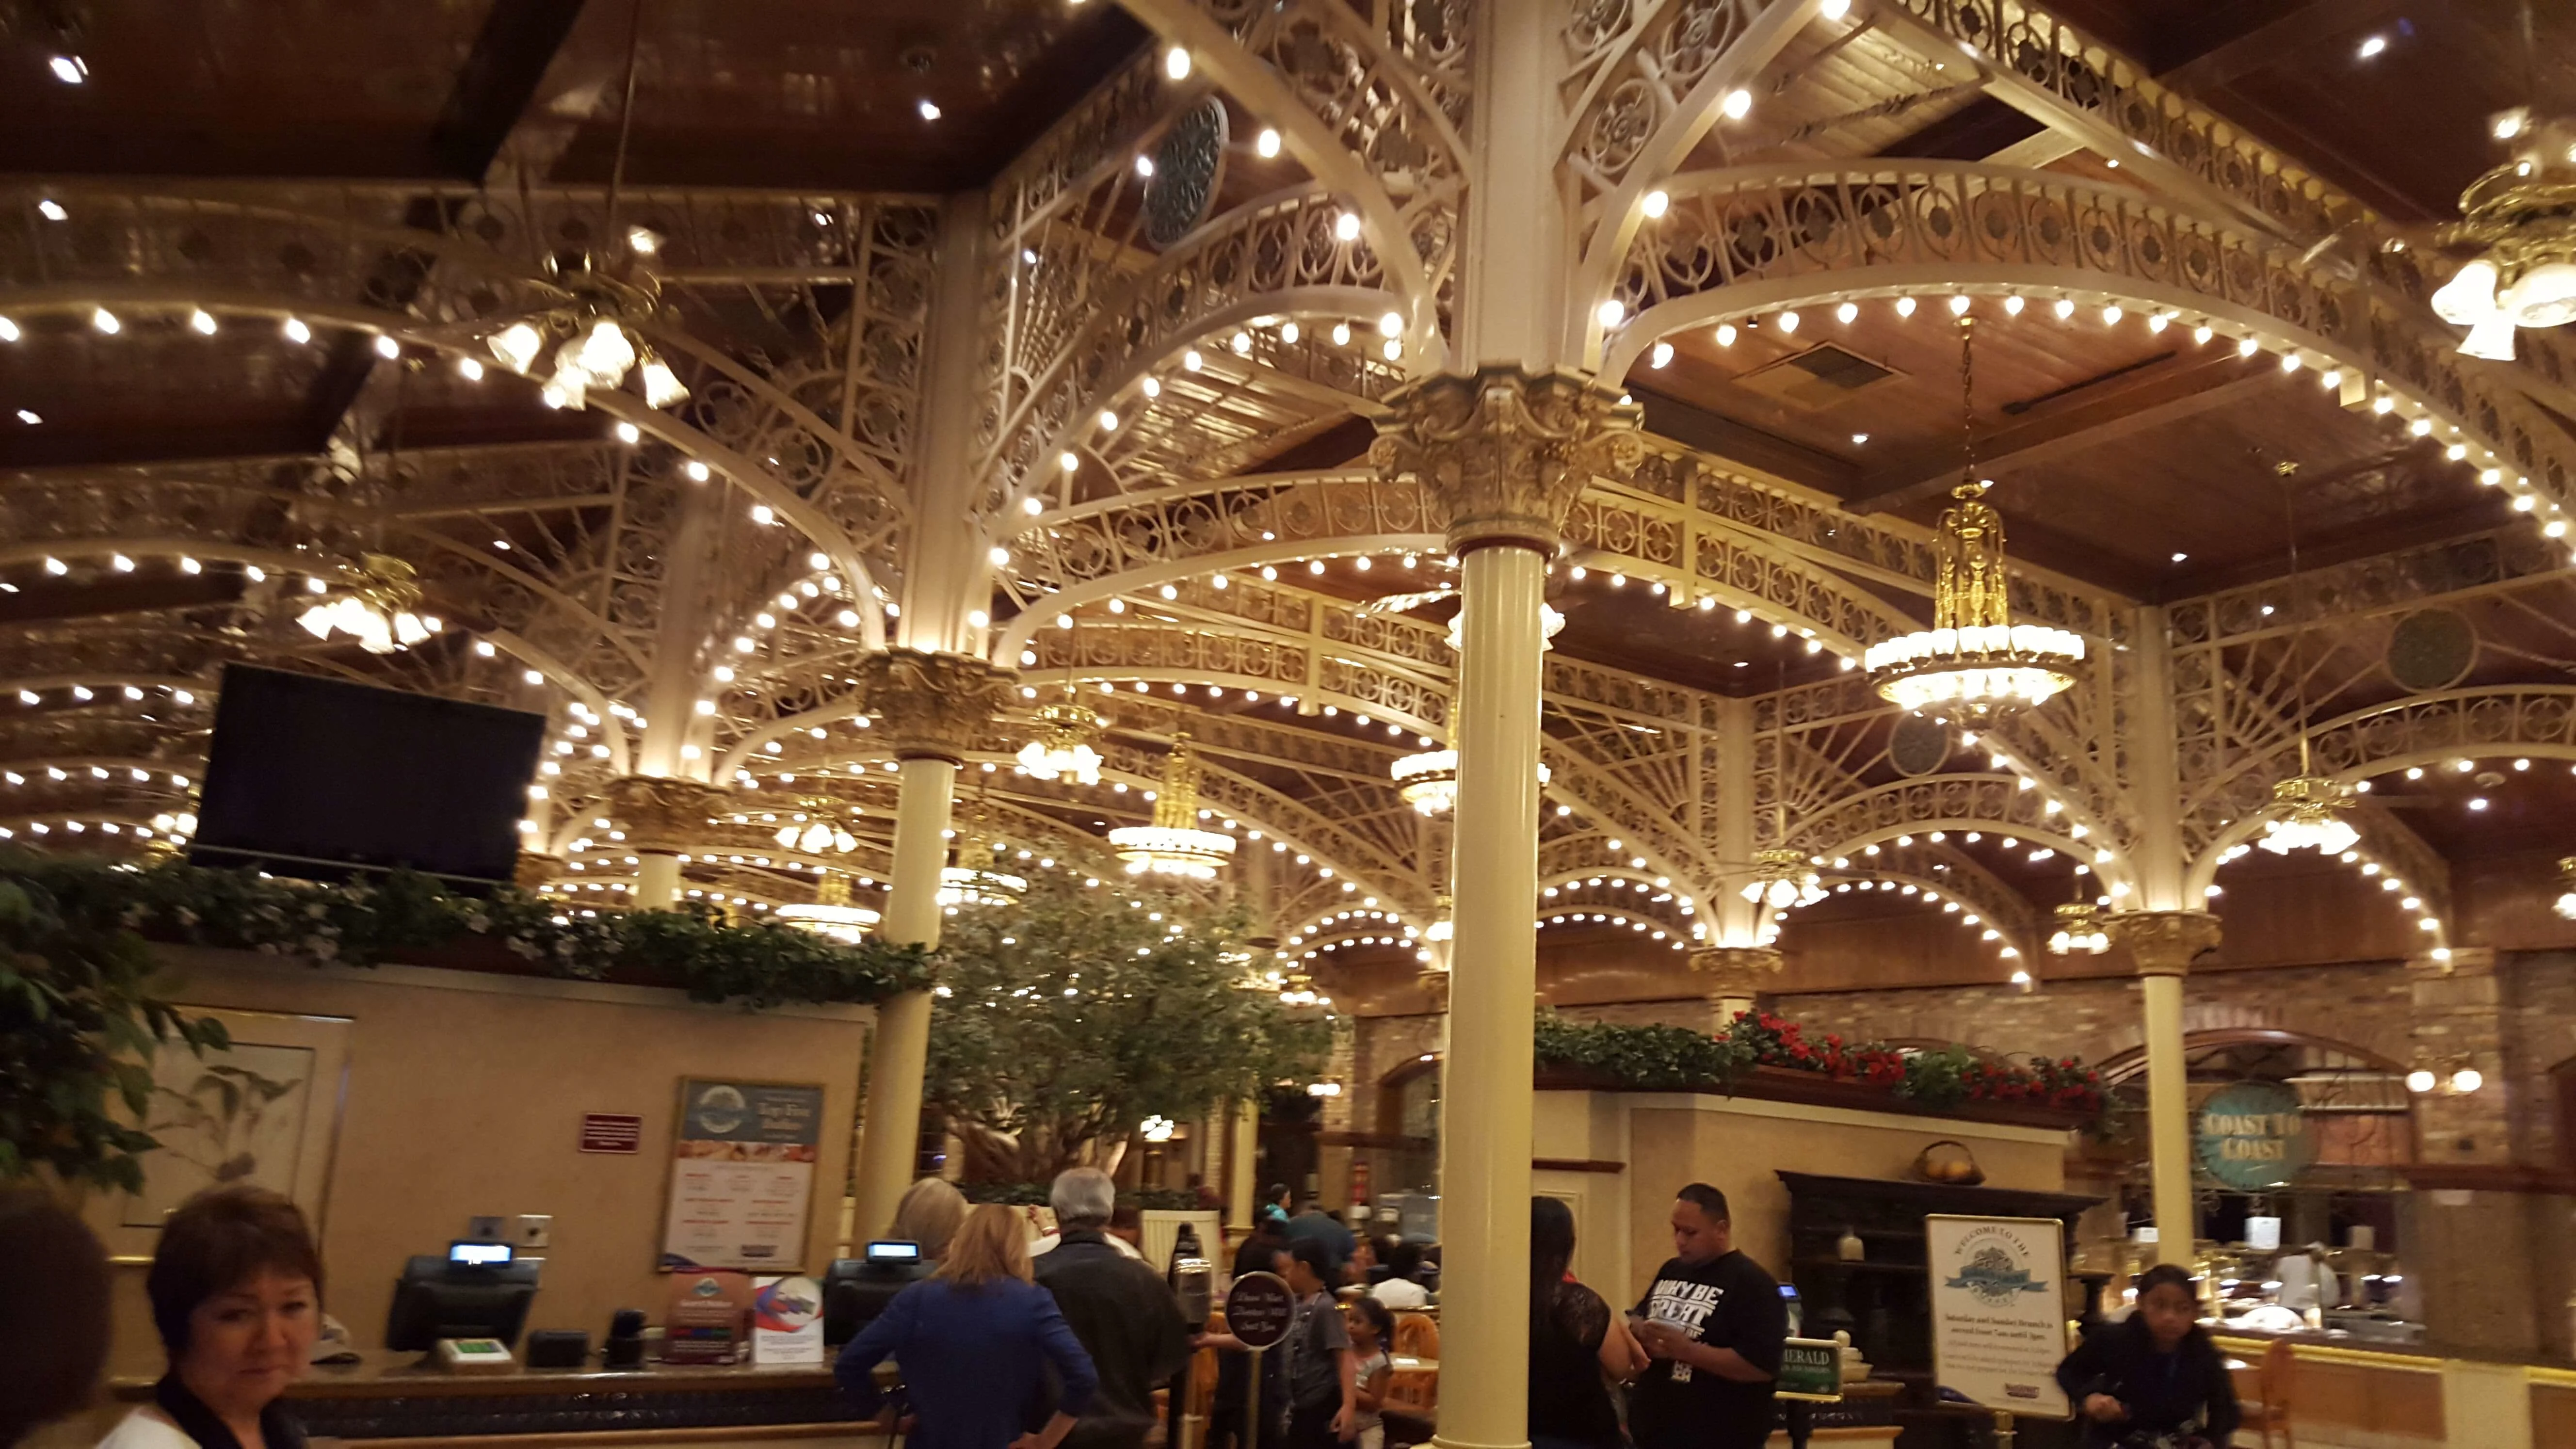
[1532,1089,2073,1307]
[95,948,872,1377]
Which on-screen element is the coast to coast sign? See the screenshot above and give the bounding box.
[2195,1079,2314,1191]
[1926,1214,2070,1419]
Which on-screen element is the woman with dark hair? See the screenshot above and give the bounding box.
[2054,1264,2239,1447]
[1526,1197,1645,1449]
[1,1187,111,1448]
[100,1185,323,1449]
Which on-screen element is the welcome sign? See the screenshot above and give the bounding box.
[2195,1079,2314,1190]
[1926,1214,2070,1419]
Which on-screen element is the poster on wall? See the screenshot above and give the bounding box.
[660,1079,824,1272]
[1925,1214,2070,1419]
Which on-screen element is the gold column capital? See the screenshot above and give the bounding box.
[1369,366,1643,554]
[512,852,565,889]
[2106,909,2222,977]
[853,648,1015,763]
[1689,944,1785,998]
[1417,965,1451,1011]
[602,775,730,854]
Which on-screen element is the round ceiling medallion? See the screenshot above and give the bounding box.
[1146,100,1229,249]
[2385,608,2477,693]
[1889,713,1954,777]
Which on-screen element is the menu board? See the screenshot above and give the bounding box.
[1925,1214,2069,1419]
[660,1079,825,1271]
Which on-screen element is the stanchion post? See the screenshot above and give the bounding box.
[1244,1349,1263,1449]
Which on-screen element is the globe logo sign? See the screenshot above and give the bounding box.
[2195,1079,2314,1190]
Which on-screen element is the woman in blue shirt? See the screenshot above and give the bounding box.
[837,1205,1099,1449]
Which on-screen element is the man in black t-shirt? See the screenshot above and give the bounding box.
[1626,1183,1788,1449]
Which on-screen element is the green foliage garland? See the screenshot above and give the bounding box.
[1,852,934,1010]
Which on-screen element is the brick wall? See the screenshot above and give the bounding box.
[1341,953,2576,1171]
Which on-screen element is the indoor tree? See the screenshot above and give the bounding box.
[922,868,1330,1183]
[0,862,229,1192]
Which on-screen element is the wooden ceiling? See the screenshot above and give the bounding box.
[3,0,1145,189]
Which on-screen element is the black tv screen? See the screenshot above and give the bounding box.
[191,664,547,884]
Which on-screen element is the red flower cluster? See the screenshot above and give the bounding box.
[1720,1011,2103,1117]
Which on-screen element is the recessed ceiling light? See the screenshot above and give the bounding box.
[917,99,941,121]
[14,409,38,425]
[1851,432,1869,445]
[36,199,67,222]
[2170,551,2189,563]
[2357,34,2387,58]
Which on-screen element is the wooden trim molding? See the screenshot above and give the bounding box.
[1318,1129,1432,1151]
[1534,1158,1625,1174]
[2399,1162,2576,1194]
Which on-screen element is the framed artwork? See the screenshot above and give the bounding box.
[97,1008,351,1256]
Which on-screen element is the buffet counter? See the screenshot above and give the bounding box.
[103,1354,872,1449]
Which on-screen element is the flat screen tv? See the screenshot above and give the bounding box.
[190,664,547,885]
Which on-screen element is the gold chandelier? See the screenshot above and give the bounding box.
[1016,699,1106,785]
[2256,461,2358,858]
[1108,734,1236,880]
[2430,109,2576,362]
[2259,773,2360,857]
[2047,901,2108,956]
[1389,749,1550,816]
[774,871,881,943]
[296,553,443,654]
[1740,847,1825,910]
[1863,319,2082,721]
[773,797,859,855]
[484,258,689,413]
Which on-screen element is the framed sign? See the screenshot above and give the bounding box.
[1224,1271,1295,1350]
[2195,1079,2314,1190]
[659,1078,825,1272]
[1926,1214,2069,1419]
[1775,1338,1845,1402]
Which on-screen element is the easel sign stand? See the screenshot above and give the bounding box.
[1923,1215,2071,1449]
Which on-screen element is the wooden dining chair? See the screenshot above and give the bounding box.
[1392,1312,1440,1361]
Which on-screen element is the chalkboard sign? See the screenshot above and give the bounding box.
[1775,1338,1845,1402]
[1225,1271,1296,1350]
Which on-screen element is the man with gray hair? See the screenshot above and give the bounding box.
[1033,1167,1195,1449]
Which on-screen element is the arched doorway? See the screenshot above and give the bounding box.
[2094,1029,2413,1310]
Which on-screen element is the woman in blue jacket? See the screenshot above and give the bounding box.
[837,1205,1099,1449]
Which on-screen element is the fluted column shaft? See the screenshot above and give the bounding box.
[2108,910,2221,1266]
[848,649,1012,1238]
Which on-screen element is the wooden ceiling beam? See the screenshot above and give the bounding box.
[431,0,594,182]
[1843,353,2275,514]
[1627,385,1861,497]
[2152,0,2412,92]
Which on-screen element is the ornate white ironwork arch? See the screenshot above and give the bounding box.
[1594,162,2576,530]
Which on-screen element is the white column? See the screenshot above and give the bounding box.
[850,753,958,1237]
[1437,539,1550,1449]
[2112,606,2210,1266]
